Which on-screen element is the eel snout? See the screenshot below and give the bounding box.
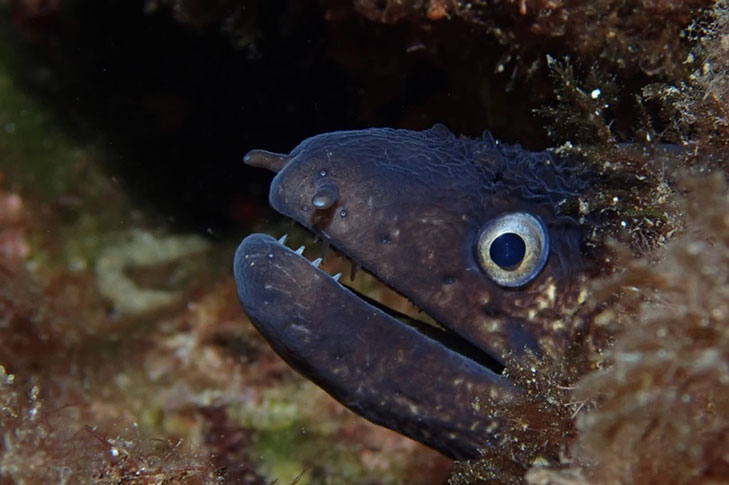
[234,232,521,459]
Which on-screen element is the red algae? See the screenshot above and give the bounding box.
[524,173,729,485]
[0,208,448,485]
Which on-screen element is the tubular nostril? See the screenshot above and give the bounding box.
[312,184,339,210]
[243,149,290,173]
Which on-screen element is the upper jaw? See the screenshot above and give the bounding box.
[267,170,549,363]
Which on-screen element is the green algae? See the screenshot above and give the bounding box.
[0,15,89,198]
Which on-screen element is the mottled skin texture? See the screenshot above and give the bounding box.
[234,125,592,461]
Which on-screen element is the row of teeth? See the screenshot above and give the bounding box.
[277,234,343,282]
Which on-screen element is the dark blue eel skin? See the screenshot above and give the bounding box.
[234,124,590,461]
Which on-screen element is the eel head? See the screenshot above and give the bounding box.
[234,125,591,460]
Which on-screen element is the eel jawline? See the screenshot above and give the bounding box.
[234,233,519,459]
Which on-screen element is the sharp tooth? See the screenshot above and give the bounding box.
[311,257,322,267]
[295,246,305,255]
[332,273,342,282]
[278,234,288,245]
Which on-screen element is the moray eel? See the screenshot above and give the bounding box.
[234,124,591,461]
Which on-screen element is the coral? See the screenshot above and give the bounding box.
[95,229,211,315]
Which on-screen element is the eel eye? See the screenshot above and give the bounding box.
[476,212,549,287]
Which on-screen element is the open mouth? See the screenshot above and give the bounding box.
[240,230,506,376]
[234,230,514,459]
